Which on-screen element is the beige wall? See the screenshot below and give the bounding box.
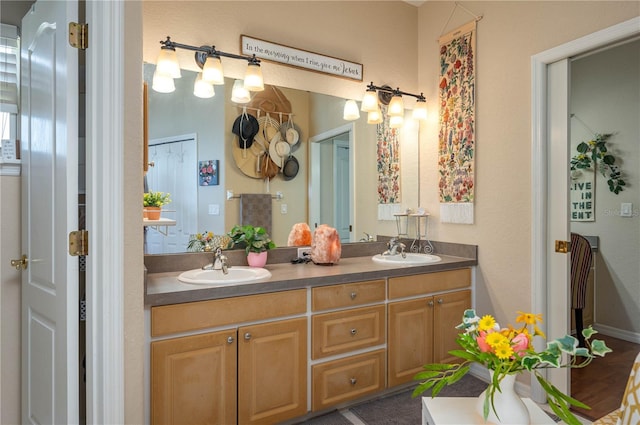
[416,1,639,328]
[0,176,21,425]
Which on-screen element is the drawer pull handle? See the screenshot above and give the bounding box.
[350,328,358,336]
[350,377,357,385]
[227,336,235,344]
[427,300,434,307]
[350,292,357,300]
[437,298,444,304]
[244,332,252,340]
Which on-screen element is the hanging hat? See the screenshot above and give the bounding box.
[232,113,259,149]
[268,133,291,169]
[282,155,299,181]
[232,134,264,179]
[280,116,302,151]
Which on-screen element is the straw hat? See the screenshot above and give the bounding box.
[268,133,291,169]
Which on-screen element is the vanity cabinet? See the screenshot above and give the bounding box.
[310,280,386,411]
[150,290,307,425]
[387,269,471,388]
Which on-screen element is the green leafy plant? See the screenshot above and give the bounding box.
[226,225,275,254]
[570,133,625,194]
[143,191,171,207]
[413,309,612,425]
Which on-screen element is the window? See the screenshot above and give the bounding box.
[1,23,19,161]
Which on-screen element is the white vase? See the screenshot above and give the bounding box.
[476,371,530,425]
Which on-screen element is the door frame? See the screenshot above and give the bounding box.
[530,16,640,402]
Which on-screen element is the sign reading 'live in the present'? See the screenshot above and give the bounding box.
[241,35,363,81]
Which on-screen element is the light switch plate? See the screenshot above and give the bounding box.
[208,204,220,215]
[620,203,633,217]
[280,204,288,214]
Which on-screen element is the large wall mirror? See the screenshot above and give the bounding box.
[143,63,420,254]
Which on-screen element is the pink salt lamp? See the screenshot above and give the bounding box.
[287,223,312,247]
[310,224,341,265]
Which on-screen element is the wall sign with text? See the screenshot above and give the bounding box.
[570,170,595,221]
[241,35,363,81]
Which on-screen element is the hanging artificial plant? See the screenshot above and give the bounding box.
[570,133,625,194]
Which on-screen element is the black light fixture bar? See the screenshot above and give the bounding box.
[160,36,260,68]
[366,82,426,102]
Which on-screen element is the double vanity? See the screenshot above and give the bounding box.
[144,240,477,424]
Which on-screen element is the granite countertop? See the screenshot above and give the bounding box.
[145,240,477,307]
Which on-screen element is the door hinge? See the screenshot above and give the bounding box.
[69,22,88,50]
[554,240,571,254]
[69,230,89,256]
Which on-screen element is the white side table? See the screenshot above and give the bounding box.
[422,397,557,425]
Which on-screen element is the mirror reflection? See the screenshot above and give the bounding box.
[143,63,419,254]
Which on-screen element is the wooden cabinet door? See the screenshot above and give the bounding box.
[387,297,434,387]
[151,329,237,425]
[433,290,471,364]
[238,317,307,424]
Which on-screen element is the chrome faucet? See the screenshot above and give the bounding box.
[384,237,406,257]
[202,246,229,274]
[360,232,374,242]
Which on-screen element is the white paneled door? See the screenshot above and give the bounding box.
[21,1,80,423]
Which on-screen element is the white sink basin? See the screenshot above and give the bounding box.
[372,253,442,265]
[178,266,271,286]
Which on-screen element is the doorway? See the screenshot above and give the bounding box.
[309,123,355,242]
[531,16,640,403]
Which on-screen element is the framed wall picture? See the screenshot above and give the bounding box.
[199,160,219,186]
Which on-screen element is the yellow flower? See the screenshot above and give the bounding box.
[494,341,514,360]
[207,231,213,239]
[516,311,542,325]
[485,332,507,348]
[533,324,546,339]
[478,315,496,331]
[196,232,202,239]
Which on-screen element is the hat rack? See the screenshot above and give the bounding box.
[226,190,284,201]
[238,107,295,121]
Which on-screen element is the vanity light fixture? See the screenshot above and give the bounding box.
[152,36,264,99]
[345,82,428,126]
[193,72,215,98]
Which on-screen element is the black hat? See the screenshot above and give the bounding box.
[282,155,299,181]
[232,113,259,149]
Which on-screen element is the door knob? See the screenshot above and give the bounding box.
[10,255,28,270]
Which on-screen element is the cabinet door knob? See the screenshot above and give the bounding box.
[350,377,357,385]
[427,300,434,307]
[227,336,235,344]
[244,332,252,340]
[350,292,357,300]
[350,328,358,336]
[437,298,444,304]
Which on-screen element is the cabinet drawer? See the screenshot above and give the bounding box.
[312,280,386,311]
[312,305,385,359]
[388,268,471,299]
[312,349,385,411]
[151,289,306,337]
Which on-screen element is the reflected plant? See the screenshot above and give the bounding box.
[570,133,625,194]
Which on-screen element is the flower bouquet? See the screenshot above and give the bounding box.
[187,231,229,252]
[413,309,612,425]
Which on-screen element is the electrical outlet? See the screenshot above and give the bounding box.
[297,247,311,259]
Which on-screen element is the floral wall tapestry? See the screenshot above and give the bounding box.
[438,20,476,224]
[377,105,403,220]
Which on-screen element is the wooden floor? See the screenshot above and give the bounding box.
[570,334,640,421]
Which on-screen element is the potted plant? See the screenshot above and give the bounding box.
[226,224,275,267]
[143,191,171,220]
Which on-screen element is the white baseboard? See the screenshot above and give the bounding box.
[594,323,640,344]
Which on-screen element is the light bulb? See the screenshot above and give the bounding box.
[202,55,224,85]
[389,115,404,129]
[156,46,181,79]
[388,94,404,117]
[244,62,264,91]
[412,99,428,120]
[343,100,360,121]
[361,89,378,112]
[231,79,251,103]
[152,69,175,93]
[193,72,215,98]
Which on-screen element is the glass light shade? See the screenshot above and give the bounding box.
[151,69,175,93]
[388,94,404,117]
[343,100,360,121]
[361,89,379,112]
[367,106,383,124]
[193,73,215,98]
[156,47,181,79]
[389,115,404,129]
[231,79,251,103]
[412,100,428,120]
[243,63,264,91]
[202,55,224,85]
